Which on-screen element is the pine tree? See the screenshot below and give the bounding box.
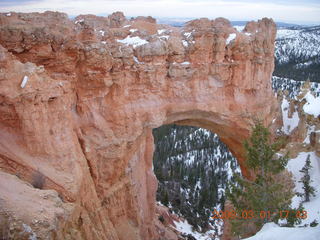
[163,190,169,206]
[299,154,316,202]
[226,122,294,238]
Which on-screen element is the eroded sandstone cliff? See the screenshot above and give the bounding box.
[0,11,277,239]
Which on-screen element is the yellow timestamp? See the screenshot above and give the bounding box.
[210,209,308,220]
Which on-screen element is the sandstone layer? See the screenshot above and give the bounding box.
[0,11,277,239]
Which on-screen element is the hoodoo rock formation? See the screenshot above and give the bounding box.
[0,11,277,239]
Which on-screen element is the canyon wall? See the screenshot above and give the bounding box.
[0,11,277,239]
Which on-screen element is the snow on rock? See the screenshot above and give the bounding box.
[122,25,131,28]
[157,29,167,35]
[74,19,84,24]
[20,76,29,88]
[244,222,320,240]
[226,33,236,45]
[303,125,316,144]
[303,92,320,118]
[133,56,143,64]
[172,61,190,65]
[99,30,105,36]
[281,98,300,134]
[117,36,148,48]
[184,32,192,38]
[129,29,138,33]
[182,40,188,47]
[159,35,169,40]
[233,25,245,32]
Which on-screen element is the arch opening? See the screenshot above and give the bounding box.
[152,123,241,238]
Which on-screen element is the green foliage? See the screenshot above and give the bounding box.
[244,122,288,173]
[163,190,169,206]
[310,219,318,227]
[285,207,303,227]
[226,122,295,238]
[276,204,304,227]
[298,154,316,202]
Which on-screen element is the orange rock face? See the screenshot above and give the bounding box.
[0,11,277,239]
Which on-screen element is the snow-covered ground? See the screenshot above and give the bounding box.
[244,222,320,240]
[303,92,320,118]
[281,97,300,135]
[174,219,221,240]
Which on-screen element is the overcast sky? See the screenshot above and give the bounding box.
[0,0,320,24]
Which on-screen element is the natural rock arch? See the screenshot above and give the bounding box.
[0,11,277,239]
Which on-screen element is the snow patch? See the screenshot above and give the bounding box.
[303,125,315,144]
[184,32,192,38]
[117,36,148,48]
[303,92,320,118]
[6,13,11,17]
[281,98,299,134]
[133,56,143,64]
[122,25,131,28]
[159,35,169,40]
[174,219,218,240]
[99,30,105,36]
[234,25,245,32]
[226,33,236,45]
[173,61,190,66]
[182,40,188,47]
[20,76,29,88]
[244,222,320,240]
[74,19,84,24]
[157,29,167,35]
[129,29,138,33]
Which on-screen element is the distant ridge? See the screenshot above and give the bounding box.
[156,17,303,28]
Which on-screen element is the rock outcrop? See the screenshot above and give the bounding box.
[0,11,277,239]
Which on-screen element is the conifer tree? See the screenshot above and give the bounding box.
[163,190,169,206]
[226,122,294,237]
[299,154,316,202]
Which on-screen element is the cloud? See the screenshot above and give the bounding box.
[0,0,319,24]
[0,0,42,7]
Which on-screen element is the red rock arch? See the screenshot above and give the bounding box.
[0,12,277,239]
